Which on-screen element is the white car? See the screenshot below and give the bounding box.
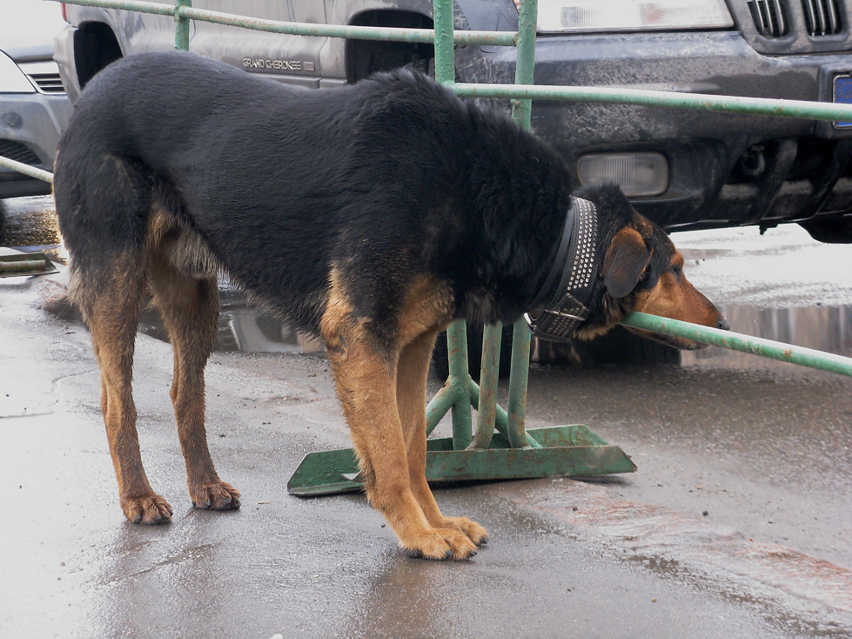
[0,0,72,198]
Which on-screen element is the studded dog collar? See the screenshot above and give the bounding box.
[525,196,599,342]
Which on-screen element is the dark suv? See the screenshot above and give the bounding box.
[54,0,852,242]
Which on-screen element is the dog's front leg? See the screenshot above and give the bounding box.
[396,330,488,548]
[322,313,478,560]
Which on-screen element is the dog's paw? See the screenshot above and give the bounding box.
[190,481,241,511]
[438,516,489,547]
[121,494,173,525]
[401,527,479,561]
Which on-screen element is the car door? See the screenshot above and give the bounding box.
[186,0,330,88]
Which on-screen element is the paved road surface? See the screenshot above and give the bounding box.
[1,197,851,637]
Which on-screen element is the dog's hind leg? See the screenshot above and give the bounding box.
[396,330,488,547]
[148,249,240,512]
[80,257,174,524]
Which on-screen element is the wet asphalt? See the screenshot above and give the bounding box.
[1,196,851,638]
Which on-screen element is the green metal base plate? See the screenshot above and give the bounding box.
[287,424,636,497]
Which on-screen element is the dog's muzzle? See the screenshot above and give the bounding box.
[525,196,599,342]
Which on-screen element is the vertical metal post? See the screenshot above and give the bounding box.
[430,0,496,450]
[433,0,472,450]
[510,0,537,128]
[433,0,455,85]
[471,323,502,449]
[507,321,533,447]
[174,0,191,51]
[447,321,473,450]
[506,0,538,448]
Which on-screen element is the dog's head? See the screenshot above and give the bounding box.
[576,185,728,350]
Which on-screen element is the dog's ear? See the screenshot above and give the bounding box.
[602,228,651,299]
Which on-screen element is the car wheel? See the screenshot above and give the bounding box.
[552,326,681,367]
[799,217,852,243]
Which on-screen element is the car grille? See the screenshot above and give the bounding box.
[748,0,789,36]
[26,72,65,94]
[801,0,843,35]
[0,140,43,166]
[748,0,844,37]
[17,60,66,94]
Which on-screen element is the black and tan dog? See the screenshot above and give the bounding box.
[53,51,726,561]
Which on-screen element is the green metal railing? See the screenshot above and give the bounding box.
[0,156,53,183]
[6,0,852,491]
[623,312,852,377]
[49,0,852,124]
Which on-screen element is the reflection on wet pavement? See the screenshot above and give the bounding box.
[0,196,61,251]
[138,287,324,355]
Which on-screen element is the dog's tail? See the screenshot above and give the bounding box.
[53,124,157,326]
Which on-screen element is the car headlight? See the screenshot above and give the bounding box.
[0,52,36,93]
[528,0,733,33]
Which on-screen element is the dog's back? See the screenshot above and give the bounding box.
[55,52,367,328]
[55,51,572,332]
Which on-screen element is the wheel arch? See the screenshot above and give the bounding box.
[72,20,123,91]
[345,9,435,82]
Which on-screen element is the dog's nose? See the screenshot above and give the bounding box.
[717,317,730,331]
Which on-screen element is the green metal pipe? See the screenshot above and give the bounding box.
[174,0,191,50]
[510,0,537,129]
[0,156,53,183]
[506,319,534,448]
[466,377,541,448]
[433,0,455,85]
[179,5,517,46]
[621,312,852,377]
[451,82,852,124]
[58,0,518,46]
[471,323,503,449]
[505,0,538,449]
[423,365,541,449]
[433,0,473,450]
[425,383,456,436]
[59,0,175,16]
[446,320,473,450]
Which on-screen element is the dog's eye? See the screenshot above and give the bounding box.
[671,265,683,281]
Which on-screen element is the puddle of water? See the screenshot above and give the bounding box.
[0,196,60,248]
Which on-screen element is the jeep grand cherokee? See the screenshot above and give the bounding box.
[54,0,852,242]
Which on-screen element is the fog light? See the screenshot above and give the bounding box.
[576,152,669,197]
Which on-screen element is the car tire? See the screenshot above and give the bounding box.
[799,217,852,243]
[562,326,681,367]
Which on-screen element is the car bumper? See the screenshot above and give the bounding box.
[457,30,852,233]
[0,90,71,198]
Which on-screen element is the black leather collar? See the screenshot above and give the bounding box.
[525,196,599,342]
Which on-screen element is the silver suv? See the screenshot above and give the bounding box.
[55,0,852,241]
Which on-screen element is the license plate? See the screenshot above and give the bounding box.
[833,74,852,128]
